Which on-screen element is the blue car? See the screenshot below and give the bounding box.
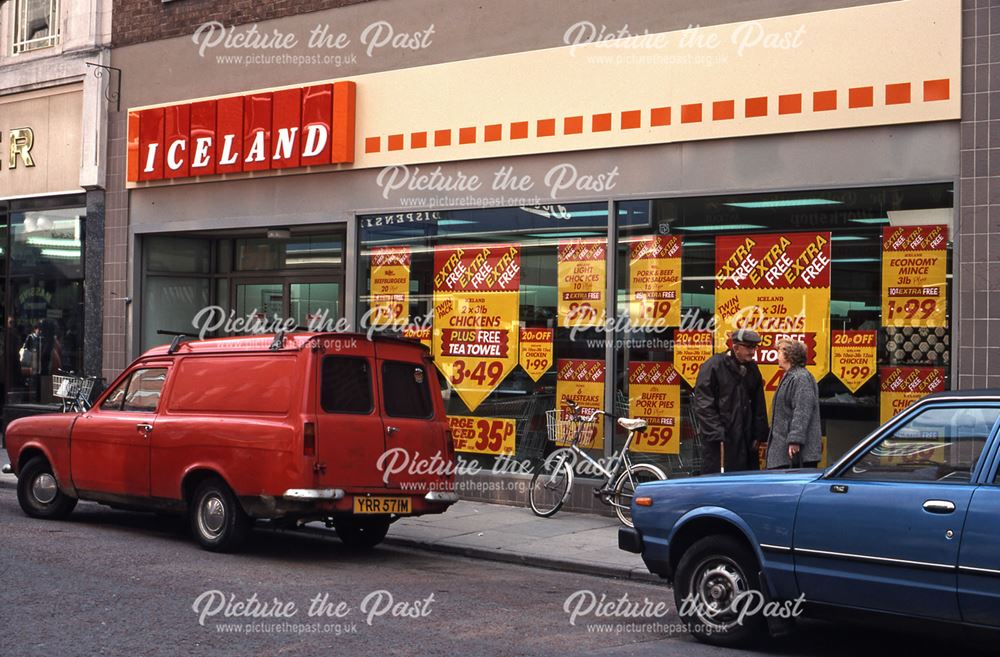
[621,390,1000,647]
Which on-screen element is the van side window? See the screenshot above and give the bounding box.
[122,369,168,412]
[321,357,373,414]
[101,378,130,411]
[382,361,433,419]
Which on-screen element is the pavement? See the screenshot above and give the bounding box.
[0,466,658,583]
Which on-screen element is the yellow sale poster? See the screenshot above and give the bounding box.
[448,415,516,456]
[629,235,682,328]
[628,362,681,455]
[369,246,411,327]
[402,325,431,350]
[556,359,606,450]
[831,330,877,393]
[433,244,521,411]
[558,239,606,328]
[519,328,553,382]
[714,232,832,412]
[674,330,713,387]
[881,225,948,328]
[880,366,945,424]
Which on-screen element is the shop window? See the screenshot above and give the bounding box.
[235,234,343,271]
[12,0,60,54]
[145,237,211,274]
[11,208,83,278]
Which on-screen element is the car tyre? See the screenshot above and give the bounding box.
[190,478,251,552]
[334,516,390,549]
[673,534,767,648]
[16,456,77,520]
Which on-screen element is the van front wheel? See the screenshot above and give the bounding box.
[17,457,77,519]
[334,516,390,549]
[190,478,251,552]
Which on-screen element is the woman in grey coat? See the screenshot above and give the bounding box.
[766,339,822,468]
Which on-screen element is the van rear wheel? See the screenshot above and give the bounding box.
[334,516,390,549]
[17,456,77,520]
[190,478,251,552]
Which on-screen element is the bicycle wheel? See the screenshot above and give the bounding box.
[528,453,573,517]
[612,463,666,528]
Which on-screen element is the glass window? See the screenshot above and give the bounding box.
[122,369,167,413]
[12,0,60,54]
[382,361,433,419]
[842,407,1000,483]
[11,207,84,278]
[321,357,372,414]
[141,277,210,350]
[145,237,211,274]
[236,234,344,271]
[101,378,129,411]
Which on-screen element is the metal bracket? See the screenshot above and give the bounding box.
[85,62,122,112]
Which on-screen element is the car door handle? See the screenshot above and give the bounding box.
[386,426,399,435]
[923,500,955,514]
[136,423,153,435]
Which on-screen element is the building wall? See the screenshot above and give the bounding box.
[958,0,1000,388]
[105,0,943,379]
[112,0,374,47]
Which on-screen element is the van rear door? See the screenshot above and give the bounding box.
[313,338,388,489]
[374,340,453,491]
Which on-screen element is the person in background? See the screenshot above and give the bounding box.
[767,339,822,469]
[693,328,769,474]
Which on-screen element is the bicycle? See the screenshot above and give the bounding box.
[52,372,97,413]
[528,399,667,527]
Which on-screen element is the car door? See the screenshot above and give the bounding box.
[374,341,450,491]
[70,365,170,498]
[793,403,1000,621]
[958,424,1000,627]
[313,340,388,489]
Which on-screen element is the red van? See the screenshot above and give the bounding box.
[4,333,457,552]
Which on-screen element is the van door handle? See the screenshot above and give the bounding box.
[136,423,153,435]
[923,500,955,514]
[386,426,399,435]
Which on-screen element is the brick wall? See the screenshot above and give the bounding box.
[113,0,375,47]
[958,0,1000,388]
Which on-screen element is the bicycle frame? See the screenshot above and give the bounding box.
[544,410,643,491]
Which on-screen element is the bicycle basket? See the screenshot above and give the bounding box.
[545,409,598,448]
[52,375,81,399]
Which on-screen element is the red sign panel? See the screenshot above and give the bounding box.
[127,80,357,183]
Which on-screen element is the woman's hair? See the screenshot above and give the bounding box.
[778,339,808,368]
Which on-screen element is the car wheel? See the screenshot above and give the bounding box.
[16,456,77,520]
[673,535,767,648]
[334,516,390,549]
[190,478,251,552]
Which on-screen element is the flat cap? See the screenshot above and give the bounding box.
[732,328,762,345]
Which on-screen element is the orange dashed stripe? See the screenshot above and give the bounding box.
[745,97,767,118]
[713,100,734,121]
[681,103,702,123]
[886,82,911,105]
[592,113,612,132]
[363,78,950,152]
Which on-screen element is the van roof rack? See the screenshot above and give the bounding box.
[157,330,192,355]
[270,331,286,351]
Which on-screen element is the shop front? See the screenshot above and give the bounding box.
[120,0,963,511]
[0,84,98,422]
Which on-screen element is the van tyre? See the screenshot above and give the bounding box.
[673,535,767,648]
[334,516,390,549]
[190,479,251,552]
[17,456,77,519]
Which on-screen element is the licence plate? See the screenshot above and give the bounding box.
[353,496,412,514]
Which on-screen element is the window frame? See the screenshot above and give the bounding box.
[11,0,61,55]
[320,355,374,415]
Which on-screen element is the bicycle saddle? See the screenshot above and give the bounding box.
[617,417,648,432]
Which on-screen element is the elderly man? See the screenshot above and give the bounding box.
[692,328,769,474]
